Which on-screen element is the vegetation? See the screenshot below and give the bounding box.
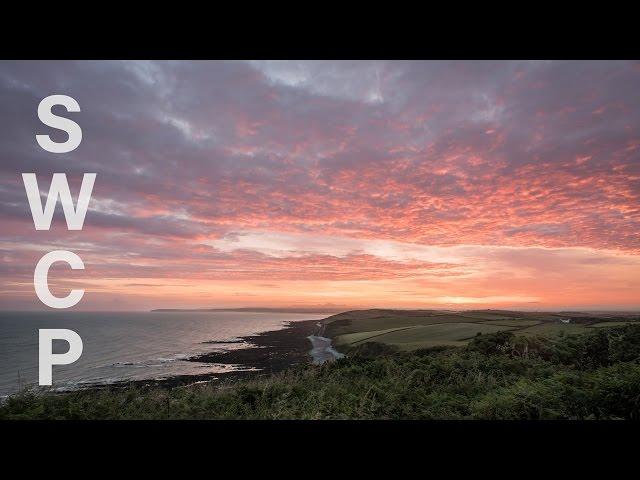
[2,324,639,420]
[326,309,638,351]
[335,323,518,350]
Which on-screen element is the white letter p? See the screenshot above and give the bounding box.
[39,329,83,386]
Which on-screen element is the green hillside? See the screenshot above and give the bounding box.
[324,309,639,352]
[3,324,640,420]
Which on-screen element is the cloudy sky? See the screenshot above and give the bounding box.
[1,60,639,311]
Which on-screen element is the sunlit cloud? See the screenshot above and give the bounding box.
[1,60,639,310]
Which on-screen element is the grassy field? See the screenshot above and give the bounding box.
[324,310,478,338]
[335,323,518,350]
[478,319,542,327]
[334,327,413,346]
[3,324,640,420]
[516,323,590,337]
[324,309,639,352]
[590,321,637,328]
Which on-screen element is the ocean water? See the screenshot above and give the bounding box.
[0,311,328,397]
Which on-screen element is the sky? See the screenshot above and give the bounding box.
[0,60,639,311]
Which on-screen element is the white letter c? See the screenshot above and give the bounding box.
[34,250,85,309]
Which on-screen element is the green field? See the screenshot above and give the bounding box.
[334,327,413,346]
[324,309,639,352]
[336,322,518,351]
[324,309,528,338]
[590,321,636,328]
[479,319,542,327]
[5,323,640,420]
[516,323,590,337]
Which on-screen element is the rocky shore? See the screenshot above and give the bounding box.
[188,318,322,376]
[100,318,324,391]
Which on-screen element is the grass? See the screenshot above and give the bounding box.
[450,312,522,321]
[478,319,542,327]
[324,310,524,338]
[517,323,590,337]
[3,324,640,420]
[457,310,564,322]
[334,327,413,346]
[336,323,518,351]
[590,321,636,328]
[324,310,625,352]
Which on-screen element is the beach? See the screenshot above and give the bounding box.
[187,319,323,379]
[0,311,330,396]
[84,316,351,393]
[132,318,345,389]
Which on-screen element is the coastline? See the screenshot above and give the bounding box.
[308,335,345,364]
[188,318,323,375]
[98,317,328,391]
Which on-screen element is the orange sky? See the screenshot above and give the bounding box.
[1,61,639,311]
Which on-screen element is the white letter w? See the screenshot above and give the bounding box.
[22,173,96,230]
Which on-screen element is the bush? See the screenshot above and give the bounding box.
[2,325,640,420]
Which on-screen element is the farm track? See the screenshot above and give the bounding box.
[348,326,416,346]
[345,320,534,346]
[323,309,638,351]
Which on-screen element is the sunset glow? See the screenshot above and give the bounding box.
[1,60,639,310]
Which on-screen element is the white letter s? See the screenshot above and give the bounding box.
[36,95,82,153]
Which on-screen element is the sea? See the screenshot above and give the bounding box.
[0,310,328,398]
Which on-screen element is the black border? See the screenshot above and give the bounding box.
[3,9,639,59]
[2,11,639,463]
[3,420,638,455]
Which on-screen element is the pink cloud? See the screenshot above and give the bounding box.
[1,60,639,309]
